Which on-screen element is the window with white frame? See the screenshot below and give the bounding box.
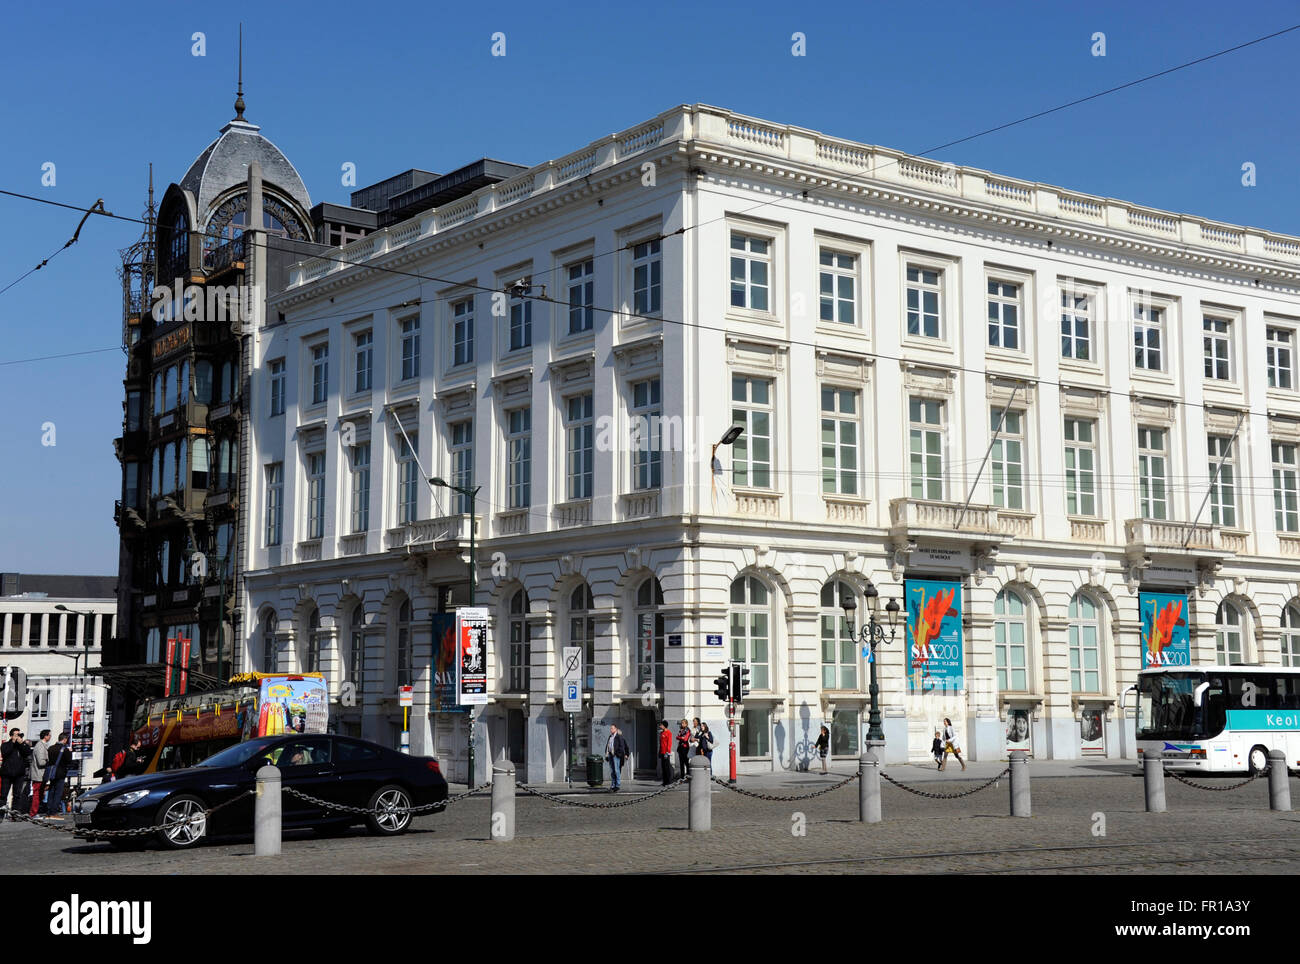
[350,443,370,533]
[1068,592,1101,692]
[310,343,329,405]
[632,238,662,317]
[1207,435,1238,528]
[452,298,474,367]
[990,408,1026,510]
[1203,317,1231,381]
[269,360,286,417]
[566,393,593,500]
[567,258,594,334]
[396,433,419,524]
[507,590,530,693]
[569,584,595,689]
[820,386,859,496]
[306,452,326,540]
[396,599,413,688]
[729,232,771,312]
[1133,303,1163,371]
[635,578,665,692]
[508,282,532,351]
[261,613,277,674]
[819,579,857,690]
[349,606,365,692]
[305,607,321,674]
[994,589,1028,692]
[506,407,531,508]
[354,331,372,393]
[1283,604,1300,667]
[818,249,855,324]
[729,575,770,691]
[450,421,473,513]
[905,265,942,338]
[731,375,772,489]
[1215,601,1244,664]
[399,317,420,381]
[908,397,944,500]
[265,462,283,546]
[1273,441,1299,532]
[1064,417,1098,516]
[1268,326,1294,390]
[1138,426,1169,520]
[987,280,1021,350]
[630,377,661,490]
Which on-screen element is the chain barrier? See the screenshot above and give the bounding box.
[282,784,490,816]
[516,778,686,809]
[2,790,255,838]
[1166,767,1265,792]
[880,768,1010,800]
[711,773,859,801]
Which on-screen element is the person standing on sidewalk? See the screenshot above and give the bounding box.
[0,728,26,818]
[28,730,50,817]
[814,725,830,774]
[696,723,715,768]
[940,717,966,771]
[676,719,692,780]
[42,733,71,816]
[658,720,674,785]
[605,724,631,792]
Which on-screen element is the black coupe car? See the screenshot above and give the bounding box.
[72,734,448,849]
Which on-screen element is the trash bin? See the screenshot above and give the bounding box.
[586,754,604,788]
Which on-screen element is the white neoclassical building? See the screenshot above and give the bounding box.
[236,104,1300,780]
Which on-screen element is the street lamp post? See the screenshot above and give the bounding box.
[53,604,95,800]
[710,425,744,781]
[840,583,901,744]
[431,473,481,788]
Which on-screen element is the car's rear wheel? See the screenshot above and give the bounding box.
[155,794,208,849]
[365,785,413,836]
[1249,745,1270,775]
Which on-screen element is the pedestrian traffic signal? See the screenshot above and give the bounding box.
[737,664,751,698]
[713,670,730,702]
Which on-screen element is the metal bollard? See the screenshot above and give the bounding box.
[491,762,515,843]
[688,757,711,831]
[1009,750,1030,818]
[254,765,281,856]
[1268,749,1291,812]
[1143,750,1166,813]
[859,751,881,824]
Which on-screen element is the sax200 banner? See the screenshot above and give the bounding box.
[1140,591,1190,667]
[905,579,963,692]
[457,607,489,706]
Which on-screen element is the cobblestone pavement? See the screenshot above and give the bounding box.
[4,770,1298,874]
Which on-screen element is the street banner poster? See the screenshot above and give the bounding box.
[1139,591,1190,668]
[457,607,489,706]
[70,693,95,758]
[164,637,176,696]
[255,675,328,736]
[1080,708,1106,753]
[177,635,191,695]
[905,579,963,692]
[1005,708,1031,753]
[431,613,460,711]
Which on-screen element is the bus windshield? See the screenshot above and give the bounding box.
[1137,673,1205,741]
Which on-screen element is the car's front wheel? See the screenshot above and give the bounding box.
[155,794,208,849]
[365,785,413,836]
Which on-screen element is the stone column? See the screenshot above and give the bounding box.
[966,579,999,762]
[526,609,556,783]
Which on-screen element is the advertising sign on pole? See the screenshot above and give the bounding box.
[561,645,583,713]
[904,579,964,692]
[70,693,94,759]
[177,634,191,695]
[457,607,490,706]
[1139,591,1190,667]
[431,613,460,711]
[398,685,414,707]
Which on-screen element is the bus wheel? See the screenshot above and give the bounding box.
[1248,745,1270,775]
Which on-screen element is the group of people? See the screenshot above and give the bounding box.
[0,728,73,818]
[601,718,718,791]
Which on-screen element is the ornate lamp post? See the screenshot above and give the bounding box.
[840,582,901,744]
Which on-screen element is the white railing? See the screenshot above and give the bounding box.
[619,121,664,155]
[296,540,322,563]
[733,491,781,517]
[727,119,785,151]
[815,139,870,168]
[1069,518,1107,543]
[496,509,529,536]
[554,500,592,528]
[1124,518,1221,551]
[1058,193,1104,220]
[889,498,997,534]
[437,196,477,228]
[1279,535,1300,557]
[985,179,1032,205]
[622,491,660,520]
[824,497,869,526]
[556,148,598,182]
[1127,208,1178,236]
[898,157,956,189]
[339,533,367,555]
[388,221,421,247]
[1199,223,1243,249]
[495,172,535,207]
[1219,530,1249,555]
[1265,236,1300,260]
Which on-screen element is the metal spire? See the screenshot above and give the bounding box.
[233,24,246,121]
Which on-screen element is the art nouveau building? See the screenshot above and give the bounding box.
[240,105,1300,779]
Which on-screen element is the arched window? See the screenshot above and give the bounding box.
[569,584,595,689]
[305,607,320,674]
[349,605,366,691]
[261,612,278,674]
[396,600,412,687]
[508,590,531,693]
[1284,604,1300,667]
[730,575,771,690]
[635,578,665,691]
[1067,592,1101,693]
[168,210,188,271]
[994,589,1029,693]
[1216,601,1244,664]
[819,579,857,690]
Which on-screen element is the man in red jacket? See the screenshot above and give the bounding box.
[658,720,674,785]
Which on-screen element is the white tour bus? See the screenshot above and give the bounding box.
[1135,665,1300,774]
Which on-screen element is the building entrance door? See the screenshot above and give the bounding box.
[634,709,658,779]
[507,708,526,769]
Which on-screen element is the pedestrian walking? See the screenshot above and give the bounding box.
[605,724,631,792]
[28,730,50,817]
[658,720,674,785]
[114,736,148,779]
[814,724,830,774]
[676,719,692,780]
[940,717,966,771]
[696,722,715,767]
[43,732,72,816]
[931,729,944,768]
[0,728,26,818]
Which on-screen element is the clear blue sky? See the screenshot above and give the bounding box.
[1,0,1298,574]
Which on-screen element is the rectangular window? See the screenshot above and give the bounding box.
[909,398,944,499]
[739,707,770,758]
[1133,304,1163,371]
[631,377,662,490]
[820,387,859,495]
[1068,619,1101,693]
[1274,441,1299,532]
[265,463,283,546]
[509,283,532,351]
[905,265,942,338]
[1203,317,1231,381]
[566,393,594,500]
[987,280,1021,350]
[731,375,773,489]
[567,259,594,334]
[1063,418,1098,517]
[1268,327,1294,390]
[311,343,329,405]
[990,409,1026,509]
[1061,288,1093,361]
[452,298,474,367]
[396,434,419,524]
[818,249,856,324]
[351,442,370,533]
[1207,435,1237,528]
[269,360,285,417]
[632,238,662,316]
[400,318,420,381]
[729,233,770,312]
[354,331,372,393]
[1138,426,1169,520]
[307,452,326,540]
[450,421,473,513]
[506,408,532,509]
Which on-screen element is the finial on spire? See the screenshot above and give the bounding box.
[233,24,246,121]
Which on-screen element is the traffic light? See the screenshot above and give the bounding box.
[713,670,730,702]
[731,664,751,699]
